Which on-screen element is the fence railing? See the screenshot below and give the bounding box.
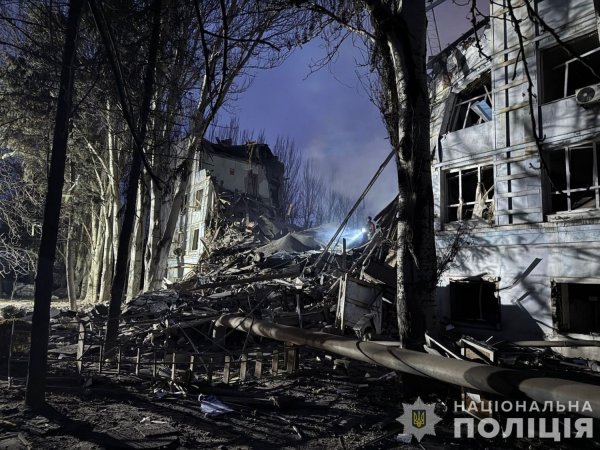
[3,318,301,388]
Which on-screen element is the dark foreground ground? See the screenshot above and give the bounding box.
[1,356,599,450]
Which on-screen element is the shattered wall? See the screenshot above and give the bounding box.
[201,140,284,209]
[166,169,216,281]
[166,141,285,282]
[431,0,600,358]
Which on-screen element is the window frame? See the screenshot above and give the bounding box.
[553,282,600,334]
[194,188,204,208]
[445,164,495,223]
[447,71,493,133]
[449,279,502,329]
[546,141,600,214]
[540,32,600,103]
[190,228,199,252]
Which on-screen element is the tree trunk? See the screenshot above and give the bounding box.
[66,218,77,310]
[366,0,437,345]
[144,151,194,290]
[95,0,163,353]
[86,208,103,303]
[98,207,113,303]
[143,175,161,290]
[109,124,121,266]
[25,0,83,408]
[126,178,147,300]
[75,223,88,300]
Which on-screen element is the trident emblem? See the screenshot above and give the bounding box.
[412,410,426,429]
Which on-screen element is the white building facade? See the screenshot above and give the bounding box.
[431,0,600,358]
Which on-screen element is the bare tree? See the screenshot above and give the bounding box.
[25,0,84,408]
[0,152,41,289]
[142,1,305,291]
[88,0,163,353]
[297,158,326,228]
[272,135,302,220]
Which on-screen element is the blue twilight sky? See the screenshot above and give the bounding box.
[223,2,487,215]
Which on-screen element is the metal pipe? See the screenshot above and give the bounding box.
[216,314,600,418]
[510,340,600,348]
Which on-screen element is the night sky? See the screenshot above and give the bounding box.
[225,2,488,215]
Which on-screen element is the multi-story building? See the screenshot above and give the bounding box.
[167,139,284,280]
[430,0,600,358]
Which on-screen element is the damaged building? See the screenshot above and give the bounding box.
[430,0,600,358]
[167,139,285,281]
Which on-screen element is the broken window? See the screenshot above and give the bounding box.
[171,231,185,256]
[450,279,501,327]
[180,193,188,214]
[190,228,199,251]
[445,164,494,222]
[448,71,492,132]
[195,189,204,208]
[246,171,258,197]
[546,142,600,213]
[554,282,600,333]
[541,32,600,103]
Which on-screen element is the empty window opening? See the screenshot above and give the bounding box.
[171,231,185,256]
[546,142,600,213]
[448,71,492,132]
[554,282,600,334]
[246,171,259,197]
[180,193,188,214]
[446,164,494,222]
[541,32,600,103]
[450,279,501,327]
[195,189,204,208]
[190,228,199,251]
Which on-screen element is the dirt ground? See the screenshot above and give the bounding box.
[0,358,432,449]
[1,300,599,449]
[3,356,598,450]
[0,298,71,313]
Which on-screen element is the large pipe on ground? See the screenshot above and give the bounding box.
[216,314,600,418]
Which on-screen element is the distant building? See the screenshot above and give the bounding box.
[167,139,284,280]
[430,0,600,358]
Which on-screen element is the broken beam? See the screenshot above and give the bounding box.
[190,268,302,291]
[216,314,600,418]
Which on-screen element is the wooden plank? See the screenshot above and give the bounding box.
[497,188,540,198]
[135,348,141,376]
[7,319,15,387]
[286,347,298,374]
[495,101,530,115]
[271,350,279,375]
[152,350,157,379]
[171,353,177,381]
[492,77,527,94]
[223,355,231,384]
[117,347,121,375]
[240,354,248,382]
[207,357,213,383]
[76,322,85,374]
[191,268,302,291]
[254,351,263,379]
[496,208,540,215]
[495,170,539,182]
[98,344,103,374]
